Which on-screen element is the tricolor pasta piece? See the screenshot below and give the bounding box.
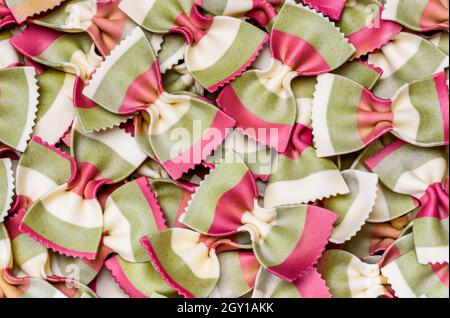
[366,141,449,264]
[368,32,449,99]
[3,0,66,23]
[252,267,331,298]
[20,120,147,260]
[312,72,449,157]
[0,67,39,152]
[32,0,138,56]
[83,27,236,179]
[382,0,449,32]
[217,1,354,152]
[118,0,269,92]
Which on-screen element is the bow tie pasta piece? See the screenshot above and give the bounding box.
[382,0,449,32]
[217,1,355,152]
[312,72,449,158]
[20,120,147,260]
[252,267,331,298]
[32,0,138,56]
[0,67,39,153]
[3,0,66,23]
[83,27,235,179]
[368,32,449,99]
[118,0,269,92]
[366,141,449,265]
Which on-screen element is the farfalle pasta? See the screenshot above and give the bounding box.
[118,0,269,92]
[0,0,448,300]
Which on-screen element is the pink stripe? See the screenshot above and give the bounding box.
[118,61,164,114]
[238,251,259,289]
[4,209,26,240]
[10,24,62,58]
[217,84,293,152]
[417,183,449,220]
[434,72,449,144]
[347,7,402,58]
[302,0,345,20]
[104,257,147,298]
[73,77,98,109]
[419,0,449,31]
[271,30,331,76]
[135,177,168,231]
[68,162,112,199]
[355,59,384,76]
[161,110,236,180]
[207,171,258,236]
[294,268,332,298]
[170,6,213,45]
[431,263,449,287]
[268,205,337,282]
[364,139,406,170]
[19,222,97,260]
[244,0,278,27]
[140,236,196,298]
[207,34,269,93]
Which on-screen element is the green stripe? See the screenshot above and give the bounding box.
[142,0,194,32]
[381,183,417,220]
[343,222,372,258]
[292,76,317,99]
[35,70,67,122]
[323,172,360,225]
[318,250,353,298]
[23,201,102,253]
[110,180,161,262]
[373,38,447,98]
[395,0,428,30]
[414,217,449,248]
[157,34,186,66]
[0,68,30,148]
[229,70,297,125]
[256,269,301,298]
[91,36,157,113]
[33,0,85,29]
[275,4,354,68]
[333,61,381,89]
[149,230,217,297]
[0,223,8,240]
[327,76,364,154]
[371,144,447,189]
[75,106,130,133]
[201,0,227,15]
[0,160,8,211]
[51,252,98,285]
[71,130,135,182]
[150,179,185,228]
[11,234,47,267]
[408,75,445,143]
[190,21,266,89]
[214,252,250,297]
[19,140,72,185]
[436,32,449,54]
[269,147,340,183]
[115,256,178,297]
[254,205,306,267]
[338,0,381,35]
[150,99,218,163]
[183,160,249,233]
[394,250,448,297]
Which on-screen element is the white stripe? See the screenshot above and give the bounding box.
[416,246,449,265]
[0,39,21,69]
[17,67,39,152]
[381,261,417,298]
[118,0,156,25]
[347,257,385,298]
[256,59,296,99]
[16,166,59,202]
[296,98,313,126]
[264,169,349,208]
[311,73,336,158]
[95,267,129,298]
[0,237,11,269]
[381,0,400,22]
[20,252,49,278]
[171,228,220,280]
[330,170,378,244]
[84,26,144,99]
[393,157,447,198]
[186,16,241,72]
[147,92,191,136]
[391,84,421,145]
[41,185,103,228]
[368,32,423,79]
[224,129,266,154]
[223,0,254,16]
[368,184,392,222]
[33,74,76,145]
[103,198,135,262]
[74,120,147,167]
[1,158,14,221]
